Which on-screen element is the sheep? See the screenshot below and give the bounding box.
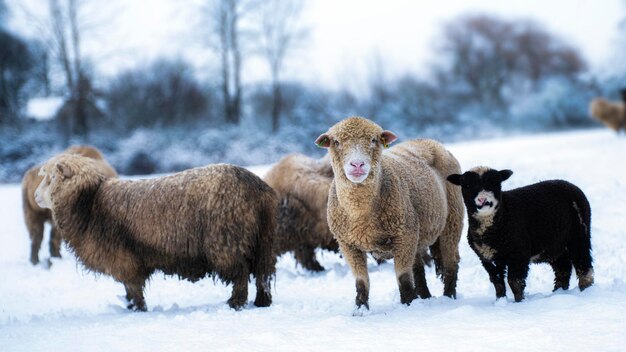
[589,96,625,133]
[34,154,276,311]
[263,153,339,272]
[447,167,594,302]
[21,145,117,265]
[315,117,464,309]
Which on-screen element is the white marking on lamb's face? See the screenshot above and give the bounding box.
[343,146,371,183]
[474,190,498,216]
[34,171,53,209]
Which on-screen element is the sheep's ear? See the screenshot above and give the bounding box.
[381,130,398,148]
[315,133,331,148]
[447,174,463,186]
[499,169,513,182]
[56,162,74,179]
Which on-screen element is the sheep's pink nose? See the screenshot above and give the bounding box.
[350,161,365,169]
[477,197,486,205]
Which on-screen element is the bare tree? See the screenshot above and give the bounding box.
[203,0,260,125]
[258,0,306,132]
[435,14,586,111]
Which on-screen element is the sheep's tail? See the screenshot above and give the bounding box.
[570,187,594,289]
[253,193,277,307]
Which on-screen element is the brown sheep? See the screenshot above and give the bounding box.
[21,145,117,265]
[589,97,625,133]
[264,153,338,272]
[316,117,464,310]
[35,154,276,311]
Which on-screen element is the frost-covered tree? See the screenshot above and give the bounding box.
[258,0,307,132]
[434,14,586,113]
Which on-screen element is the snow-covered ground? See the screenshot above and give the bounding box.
[1,129,625,351]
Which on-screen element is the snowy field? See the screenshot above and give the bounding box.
[1,129,625,351]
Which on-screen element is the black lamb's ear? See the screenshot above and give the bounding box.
[499,169,513,182]
[447,174,463,186]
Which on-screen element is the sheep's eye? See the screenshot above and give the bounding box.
[371,138,378,145]
[334,140,340,147]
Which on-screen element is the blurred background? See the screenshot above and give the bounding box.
[0,0,624,182]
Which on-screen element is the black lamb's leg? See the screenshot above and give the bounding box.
[550,252,572,291]
[481,260,507,299]
[507,262,530,302]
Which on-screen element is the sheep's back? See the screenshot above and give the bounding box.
[96,164,274,261]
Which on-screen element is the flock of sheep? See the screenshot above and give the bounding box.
[20,93,623,313]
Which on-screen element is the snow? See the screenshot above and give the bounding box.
[1,129,625,351]
[25,97,64,121]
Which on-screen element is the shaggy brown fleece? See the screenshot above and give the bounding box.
[589,97,626,133]
[21,145,117,265]
[264,153,338,271]
[317,117,464,309]
[35,155,276,311]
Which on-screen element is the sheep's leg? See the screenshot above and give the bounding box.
[339,241,370,309]
[507,262,529,302]
[27,217,44,265]
[294,246,325,272]
[49,226,62,258]
[123,280,147,312]
[394,242,418,305]
[550,252,572,291]
[254,273,272,308]
[481,260,506,298]
[413,254,431,299]
[228,269,249,310]
[432,237,460,298]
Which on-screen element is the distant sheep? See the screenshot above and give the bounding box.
[35,154,276,311]
[264,153,338,272]
[316,117,464,309]
[447,167,594,302]
[589,95,625,133]
[21,145,117,265]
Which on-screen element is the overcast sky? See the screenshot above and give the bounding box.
[8,0,625,90]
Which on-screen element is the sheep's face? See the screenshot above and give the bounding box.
[35,155,103,210]
[34,166,56,209]
[447,167,513,217]
[315,117,397,184]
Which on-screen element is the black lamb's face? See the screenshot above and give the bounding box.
[447,167,513,217]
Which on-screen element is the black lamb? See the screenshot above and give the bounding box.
[447,166,594,302]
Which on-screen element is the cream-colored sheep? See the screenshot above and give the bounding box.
[589,97,625,133]
[21,145,117,265]
[316,117,464,310]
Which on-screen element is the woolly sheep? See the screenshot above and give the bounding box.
[21,145,117,265]
[264,154,339,272]
[447,167,594,302]
[316,117,464,310]
[589,96,625,133]
[35,154,276,311]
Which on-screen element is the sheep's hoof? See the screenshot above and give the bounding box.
[227,297,247,310]
[127,302,147,312]
[353,305,369,316]
[303,262,325,272]
[254,291,272,307]
[398,273,417,305]
[30,256,39,266]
